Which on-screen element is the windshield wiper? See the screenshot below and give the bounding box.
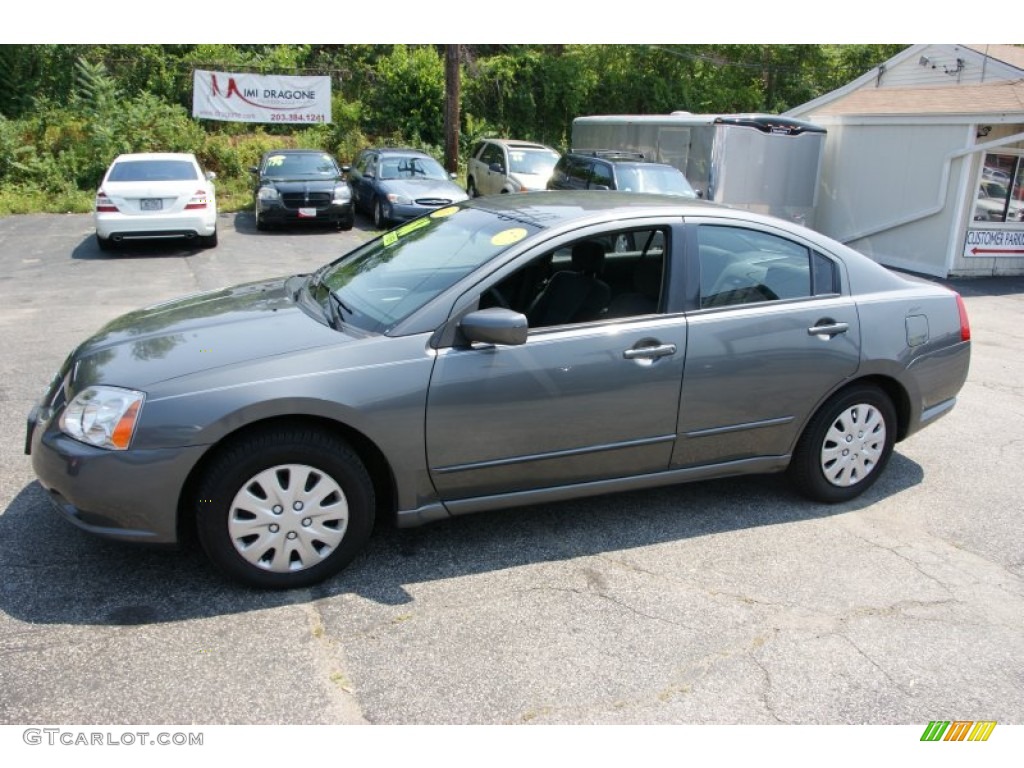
[324,291,354,330]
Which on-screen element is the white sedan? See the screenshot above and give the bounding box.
[94,152,218,251]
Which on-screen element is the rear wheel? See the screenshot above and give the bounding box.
[467,178,478,198]
[789,385,896,503]
[200,228,218,248]
[195,427,375,589]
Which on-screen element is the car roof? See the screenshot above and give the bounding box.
[112,152,198,163]
[483,139,555,150]
[369,147,431,156]
[262,149,332,156]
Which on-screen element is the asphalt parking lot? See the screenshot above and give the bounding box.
[1,209,1022,726]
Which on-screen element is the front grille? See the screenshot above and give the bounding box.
[282,192,332,210]
[414,197,451,206]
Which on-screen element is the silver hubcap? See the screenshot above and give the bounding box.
[228,464,349,573]
[820,404,886,487]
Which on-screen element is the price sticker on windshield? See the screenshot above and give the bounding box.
[430,206,459,219]
[491,228,528,246]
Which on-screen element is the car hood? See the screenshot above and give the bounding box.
[379,178,467,201]
[67,276,351,391]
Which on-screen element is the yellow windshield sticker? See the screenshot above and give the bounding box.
[381,217,431,247]
[266,155,286,167]
[491,228,528,247]
[430,206,459,219]
[396,218,430,237]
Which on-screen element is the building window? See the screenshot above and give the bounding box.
[974,153,1024,223]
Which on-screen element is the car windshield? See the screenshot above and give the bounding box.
[262,153,339,177]
[314,206,541,333]
[509,149,560,175]
[616,166,698,197]
[108,160,198,182]
[379,156,448,181]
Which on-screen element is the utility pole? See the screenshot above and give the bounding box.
[444,45,460,176]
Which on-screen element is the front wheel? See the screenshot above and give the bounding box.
[467,178,478,198]
[788,385,896,503]
[373,198,388,229]
[195,427,375,589]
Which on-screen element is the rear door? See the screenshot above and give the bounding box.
[673,219,861,468]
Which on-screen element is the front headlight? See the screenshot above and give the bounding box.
[333,185,352,202]
[386,193,413,205]
[59,386,145,450]
[257,186,280,201]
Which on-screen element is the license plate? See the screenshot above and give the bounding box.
[298,207,317,218]
[140,198,163,211]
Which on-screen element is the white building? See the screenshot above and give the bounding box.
[786,44,1024,277]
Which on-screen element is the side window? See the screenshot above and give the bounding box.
[568,158,592,187]
[812,251,839,295]
[480,228,668,329]
[589,161,614,189]
[469,142,484,161]
[481,143,503,168]
[698,225,813,308]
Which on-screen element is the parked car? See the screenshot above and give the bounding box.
[973,181,1024,222]
[94,152,218,251]
[251,149,354,231]
[548,150,698,198]
[27,192,971,589]
[466,138,560,196]
[348,147,468,228]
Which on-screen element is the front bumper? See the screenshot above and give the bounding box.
[27,414,207,545]
[257,199,353,226]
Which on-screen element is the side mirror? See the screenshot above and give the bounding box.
[449,172,458,180]
[206,171,218,181]
[340,164,351,174]
[590,184,610,191]
[460,308,528,347]
[488,162,504,173]
[248,166,259,174]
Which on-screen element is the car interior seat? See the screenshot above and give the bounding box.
[527,240,612,327]
[606,258,662,317]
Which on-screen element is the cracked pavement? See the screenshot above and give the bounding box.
[0,213,1021,725]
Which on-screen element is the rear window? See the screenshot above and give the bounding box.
[108,159,199,182]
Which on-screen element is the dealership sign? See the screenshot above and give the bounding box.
[192,70,331,124]
[964,228,1024,258]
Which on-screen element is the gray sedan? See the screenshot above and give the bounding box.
[26,193,971,588]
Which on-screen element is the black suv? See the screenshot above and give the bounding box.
[547,150,698,198]
[251,149,354,232]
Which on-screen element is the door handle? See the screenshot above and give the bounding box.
[623,343,677,360]
[807,321,849,338]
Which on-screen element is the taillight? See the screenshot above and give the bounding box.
[185,190,209,210]
[95,191,117,213]
[955,293,971,342]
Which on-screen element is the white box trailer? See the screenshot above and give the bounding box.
[571,113,827,226]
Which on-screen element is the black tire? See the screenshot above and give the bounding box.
[200,229,218,248]
[337,213,354,232]
[96,234,115,252]
[255,212,268,232]
[788,385,896,503]
[467,178,478,198]
[373,198,388,229]
[195,427,375,589]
